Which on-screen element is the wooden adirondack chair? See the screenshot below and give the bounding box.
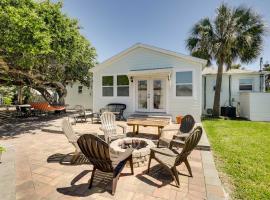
[100,112,127,143]
[148,126,203,187]
[158,115,196,147]
[62,119,88,164]
[77,134,134,195]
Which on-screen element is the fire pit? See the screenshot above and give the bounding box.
[110,137,155,168]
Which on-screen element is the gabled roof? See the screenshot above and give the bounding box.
[202,67,267,75]
[90,43,207,72]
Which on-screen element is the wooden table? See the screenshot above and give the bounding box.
[127,117,170,141]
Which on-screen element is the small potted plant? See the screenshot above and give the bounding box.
[0,146,6,163]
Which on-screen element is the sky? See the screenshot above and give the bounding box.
[60,0,270,70]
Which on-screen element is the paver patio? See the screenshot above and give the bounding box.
[0,117,227,200]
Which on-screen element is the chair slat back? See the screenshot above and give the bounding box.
[100,112,117,142]
[180,115,195,133]
[77,134,113,172]
[62,119,80,151]
[176,126,202,165]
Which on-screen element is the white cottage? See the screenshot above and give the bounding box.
[90,43,207,121]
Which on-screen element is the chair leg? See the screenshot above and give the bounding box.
[89,167,96,189]
[71,152,80,164]
[112,173,120,195]
[147,152,153,173]
[129,157,134,175]
[171,167,180,187]
[184,159,193,177]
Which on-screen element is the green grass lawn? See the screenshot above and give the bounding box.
[203,119,270,199]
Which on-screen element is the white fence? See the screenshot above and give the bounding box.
[239,92,270,121]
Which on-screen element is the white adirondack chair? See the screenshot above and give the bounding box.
[100,112,127,143]
[61,119,82,163]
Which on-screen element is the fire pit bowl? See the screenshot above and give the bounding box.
[110,137,155,168]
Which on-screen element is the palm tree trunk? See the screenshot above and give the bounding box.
[213,61,224,117]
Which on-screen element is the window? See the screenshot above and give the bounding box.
[78,86,83,94]
[117,75,129,96]
[102,76,114,96]
[239,79,253,91]
[176,71,193,96]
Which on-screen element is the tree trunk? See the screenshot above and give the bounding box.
[57,86,67,105]
[17,85,23,104]
[213,61,224,117]
[33,86,54,105]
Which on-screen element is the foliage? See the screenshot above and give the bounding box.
[0,0,97,104]
[186,4,265,116]
[230,64,241,69]
[263,63,270,71]
[0,146,6,152]
[3,97,12,105]
[203,119,270,199]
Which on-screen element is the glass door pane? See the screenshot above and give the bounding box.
[152,80,165,111]
[138,80,148,110]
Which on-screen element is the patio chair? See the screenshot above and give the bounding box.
[73,105,92,124]
[147,126,203,187]
[61,119,96,163]
[77,134,134,195]
[100,112,127,143]
[158,115,195,147]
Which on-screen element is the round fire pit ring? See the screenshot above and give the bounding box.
[110,137,155,168]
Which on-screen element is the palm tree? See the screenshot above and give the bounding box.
[186,4,265,116]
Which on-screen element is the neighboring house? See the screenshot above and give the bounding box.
[90,43,207,121]
[65,82,93,109]
[202,67,268,115]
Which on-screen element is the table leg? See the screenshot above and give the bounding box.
[157,126,163,147]
[132,125,135,135]
[136,125,139,135]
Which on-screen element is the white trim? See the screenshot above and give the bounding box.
[90,43,207,73]
[174,69,195,98]
[134,77,167,113]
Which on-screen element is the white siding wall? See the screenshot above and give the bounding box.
[65,82,93,109]
[202,74,261,114]
[240,92,270,121]
[93,47,203,121]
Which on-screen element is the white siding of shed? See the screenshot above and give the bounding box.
[65,82,93,109]
[202,74,262,114]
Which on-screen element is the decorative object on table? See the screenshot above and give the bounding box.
[147,126,203,187]
[175,115,183,124]
[0,146,6,163]
[100,103,126,120]
[158,114,195,147]
[77,134,133,195]
[110,137,155,168]
[100,112,127,143]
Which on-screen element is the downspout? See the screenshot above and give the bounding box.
[204,76,206,110]
[259,73,264,92]
[229,75,232,106]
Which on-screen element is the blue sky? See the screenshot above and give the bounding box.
[60,0,270,70]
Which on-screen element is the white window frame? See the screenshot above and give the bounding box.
[102,75,114,97]
[78,85,83,94]
[175,70,194,98]
[117,75,130,97]
[239,78,253,92]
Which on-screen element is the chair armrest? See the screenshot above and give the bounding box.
[110,148,134,164]
[150,147,177,157]
[173,133,190,139]
[99,127,105,132]
[169,139,185,149]
[117,124,127,134]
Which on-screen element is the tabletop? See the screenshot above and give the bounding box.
[127,117,170,127]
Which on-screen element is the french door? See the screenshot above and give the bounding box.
[136,78,166,112]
